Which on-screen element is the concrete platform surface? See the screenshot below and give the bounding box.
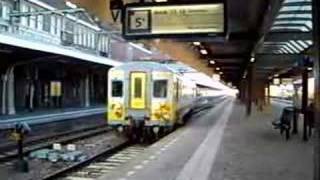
[210,101,312,180]
[98,97,312,180]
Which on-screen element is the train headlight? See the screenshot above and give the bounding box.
[111,103,123,119]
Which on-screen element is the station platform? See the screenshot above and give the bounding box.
[0,106,107,149]
[0,105,106,130]
[0,105,107,147]
[99,97,312,180]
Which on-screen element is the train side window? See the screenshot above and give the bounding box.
[153,80,168,98]
[112,81,123,97]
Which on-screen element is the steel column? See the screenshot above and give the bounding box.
[246,65,253,116]
[2,75,7,114]
[7,67,16,115]
[302,68,309,141]
[267,81,271,105]
[312,0,320,178]
[84,73,90,108]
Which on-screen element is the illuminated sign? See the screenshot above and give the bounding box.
[212,74,221,81]
[50,81,62,97]
[123,2,226,39]
[273,78,280,85]
[281,78,293,85]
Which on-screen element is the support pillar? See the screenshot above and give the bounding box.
[302,68,309,141]
[312,0,320,178]
[267,81,271,105]
[7,67,16,115]
[84,73,90,108]
[2,75,7,115]
[239,80,245,102]
[246,65,253,116]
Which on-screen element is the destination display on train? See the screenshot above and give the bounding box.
[123,3,225,38]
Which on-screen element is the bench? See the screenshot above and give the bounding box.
[272,107,295,140]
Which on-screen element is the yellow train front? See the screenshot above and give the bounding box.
[107,61,196,140]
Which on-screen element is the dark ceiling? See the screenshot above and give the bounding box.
[182,0,313,88]
[168,0,277,86]
[195,0,276,86]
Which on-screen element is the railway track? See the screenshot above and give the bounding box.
[43,128,180,180]
[43,142,142,180]
[0,124,110,162]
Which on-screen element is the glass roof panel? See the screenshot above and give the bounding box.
[305,21,313,28]
[280,48,289,54]
[283,45,295,54]
[286,43,301,53]
[261,0,313,55]
[277,14,312,19]
[289,40,304,51]
[274,20,312,25]
[271,26,309,32]
[305,40,313,45]
[284,0,311,3]
[297,40,309,48]
[280,5,311,12]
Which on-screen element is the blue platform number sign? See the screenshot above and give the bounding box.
[127,10,151,34]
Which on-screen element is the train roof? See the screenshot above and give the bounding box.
[110,61,194,74]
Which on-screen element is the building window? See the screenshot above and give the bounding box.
[2,3,10,21]
[83,28,87,46]
[29,7,36,29]
[50,15,56,35]
[37,15,43,31]
[43,14,51,32]
[74,25,79,45]
[79,27,83,45]
[91,33,95,49]
[20,4,28,26]
[99,36,107,52]
[56,16,61,36]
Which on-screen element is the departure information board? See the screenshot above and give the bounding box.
[123,2,226,39]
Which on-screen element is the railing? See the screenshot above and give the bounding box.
[0,1,111,58]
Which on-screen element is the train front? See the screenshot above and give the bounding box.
[107,63,175,139]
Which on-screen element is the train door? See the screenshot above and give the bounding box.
[130,72,147,109]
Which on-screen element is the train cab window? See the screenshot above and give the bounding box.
[153,80,168,98]
[112,81,123,97]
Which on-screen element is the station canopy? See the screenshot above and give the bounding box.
[165,0,315,87]
[255,0,314,80]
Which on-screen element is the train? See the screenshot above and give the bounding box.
[106,61,199,140]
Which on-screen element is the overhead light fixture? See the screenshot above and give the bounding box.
[216,67,220,71]
[193,42,201,46]
[250,57,255,63]
[219,72,223,75]
[200,49,208,55]
[154,0,167,2]
[66,1,77,9]
[209,60,215,64]
[274,74,279,77]
[308,67,313,71]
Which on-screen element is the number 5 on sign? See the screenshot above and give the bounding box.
[129,10,150,30]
